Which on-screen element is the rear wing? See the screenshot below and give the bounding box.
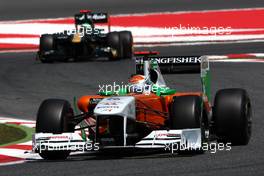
[75,10,110,31]
[134,53,201,74]
[134,52,210,101]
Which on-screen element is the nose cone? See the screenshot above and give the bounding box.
[78,95,103,112]
[94,96,136,119]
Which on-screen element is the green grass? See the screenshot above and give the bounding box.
[0,124,34,147]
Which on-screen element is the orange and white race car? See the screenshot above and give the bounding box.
[32,53,252,159]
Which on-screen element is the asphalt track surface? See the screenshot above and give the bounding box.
[1,42,264,176]
[1,0,264,176]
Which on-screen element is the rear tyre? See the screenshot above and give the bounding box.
[39,34,54,63]
[214,88,252,145]
[119,31,133,59]
[107,32,122,60]
[36,99,74,160]
[170,95,204,154]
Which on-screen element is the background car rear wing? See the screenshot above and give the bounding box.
[75,10,110,31]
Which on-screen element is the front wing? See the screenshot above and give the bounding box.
[32,128,202,153]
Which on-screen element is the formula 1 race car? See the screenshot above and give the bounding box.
[36,10,133,63]
[32,53,252,159]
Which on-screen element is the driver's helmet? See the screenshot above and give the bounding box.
[128,75,152,93]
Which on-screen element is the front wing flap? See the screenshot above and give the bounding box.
[136,128,202,151]
[32,133,98,153]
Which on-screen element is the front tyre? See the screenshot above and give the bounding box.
[170,95,205,154]
[36,99,74,160]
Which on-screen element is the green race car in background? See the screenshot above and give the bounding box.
[37,10,133,63]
